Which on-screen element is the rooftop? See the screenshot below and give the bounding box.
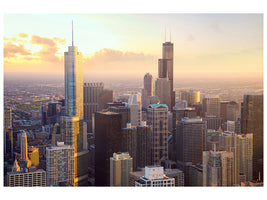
[149,104,168,109]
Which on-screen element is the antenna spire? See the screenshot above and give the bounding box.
[72,20,74,46]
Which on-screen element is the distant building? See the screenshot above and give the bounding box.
[110,152,133,186]
[135,166,175,187]
[46,142,74,186]
[203,95,221,117]
[179,90,200,107]
[83,82,113,133]
[142,73,153,108]
[147,104,168,165]
[127,93,142,127]
[205,115,222,130]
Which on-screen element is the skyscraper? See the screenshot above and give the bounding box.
[61,22,88,186]
[203,146,235,186]
[20,131,31,167]
[136,121,153,169]
[241,94,263,181]
[83,82,113,132]
[110,152,133,186]
[46,142,74,186]
[142,73,153,108]
[203,95,221,117]
[4,106,13,157]
[127,93,142,127]
[147,104,168,165]
[94,111,122,186]
[179,90,201,107]
[176,118,206,185]
[155,41,175,111]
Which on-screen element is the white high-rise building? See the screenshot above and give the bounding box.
[46,142,74,186]
[110,152,133,186]
[135,166,174,187]
[127,93,142,126]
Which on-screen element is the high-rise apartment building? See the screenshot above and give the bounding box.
[203,95,221,117]
[241,94,263,181]
[176,118,206,185]
[7,168,46,187]
[110,152,133,186]
[155,41,175,111]
[203,146,234,186]
[147,104,168,165]
[83,82,113,132]
[142,73,153,108]
[61,23,88,186]
[46,142,74,186]
[94,111,122,186]
[135,166,175,187]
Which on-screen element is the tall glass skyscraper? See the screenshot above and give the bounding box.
[61,22,88,186]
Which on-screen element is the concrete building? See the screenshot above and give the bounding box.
[127,93,142,127]
[205,115,222,130]
[147,104,168,165]
[110,152,133,186]
[188,164,203,186]
[7,168,46,187]
[164,168,184,186]
[46,142,74,186]
[203,146,234,186]
[135,166,175,187]
[241,94,263,181]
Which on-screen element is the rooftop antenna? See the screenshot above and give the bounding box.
[72,20,74,46]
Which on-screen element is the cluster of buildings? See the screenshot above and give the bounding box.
[3,25,263,187]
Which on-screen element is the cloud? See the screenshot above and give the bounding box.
[30,35,61,63]
[83,48,156,73]
[18,33,28,38]
[4,42,31,58]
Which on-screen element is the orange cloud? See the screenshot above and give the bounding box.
[30,35,61,63]
[18,33,28,38]
[4,42,31,58]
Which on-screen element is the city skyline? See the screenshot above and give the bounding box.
[4,14,263,80]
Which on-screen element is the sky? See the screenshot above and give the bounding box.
[3,14,263,80]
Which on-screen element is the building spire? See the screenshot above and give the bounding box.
[72,20,74,46]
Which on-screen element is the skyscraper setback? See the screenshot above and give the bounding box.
[155,41,175,111]
[60,23,88,186]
